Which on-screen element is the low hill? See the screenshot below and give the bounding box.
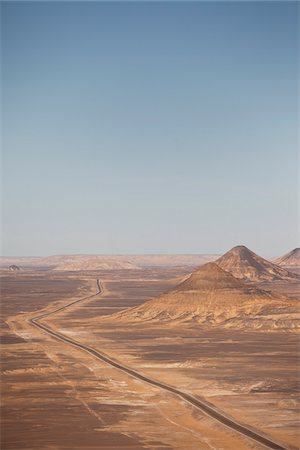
[8,265,21,272]
[215,245,298,282]
[274,248,300,268]
[113,263,299,331]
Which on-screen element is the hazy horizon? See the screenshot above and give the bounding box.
[0,244,295,260]
[2,1,299,257]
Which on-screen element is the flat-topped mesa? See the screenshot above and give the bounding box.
[274,248,300,268]
[215,245,298,282]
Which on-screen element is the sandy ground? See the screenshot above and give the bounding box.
[1,268,299,449]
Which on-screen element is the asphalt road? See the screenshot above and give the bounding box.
[29,279,290,450]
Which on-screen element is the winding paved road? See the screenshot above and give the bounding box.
[29,279,290,450]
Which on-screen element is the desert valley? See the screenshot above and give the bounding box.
[1,246,299,450]
[3,1,298,448]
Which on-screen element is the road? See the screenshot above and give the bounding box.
[29,279,290,450]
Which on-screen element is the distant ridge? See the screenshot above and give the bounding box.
[274,248,300,268]
[37,254,219,268]
[215,245,298,282]
[53,256,141,271]
[113,262,300,331]
[0,254,219,269]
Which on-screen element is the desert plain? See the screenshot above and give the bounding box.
[1,250,299,450]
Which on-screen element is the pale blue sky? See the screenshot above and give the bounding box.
[1,1,299,256]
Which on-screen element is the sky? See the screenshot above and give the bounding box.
[1,1,299,257]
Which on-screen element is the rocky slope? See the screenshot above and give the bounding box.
[215,245,298,282]
[274,248,300,268]
[114,263,299,331]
